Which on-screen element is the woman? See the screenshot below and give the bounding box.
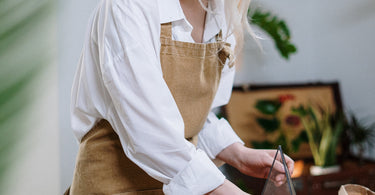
[67,0,294,194]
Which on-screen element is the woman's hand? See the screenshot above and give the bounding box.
[206,179,249,195]
[217,143,294,186]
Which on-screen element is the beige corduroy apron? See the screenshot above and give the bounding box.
[66,22,233,195]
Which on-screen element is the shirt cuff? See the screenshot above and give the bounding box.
[197,112,244,161]
[162,149,225,195]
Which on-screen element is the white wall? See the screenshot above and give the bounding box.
[57,0,100,193]
[58,0,375,192]
[237,0,375,158]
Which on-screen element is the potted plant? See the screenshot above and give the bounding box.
[292,105,345,175]
[345,113,375,164]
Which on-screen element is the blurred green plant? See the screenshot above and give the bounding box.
[248,8,297,60]
[252,94,308,154]
[292,105,345,167]
[345,113,375,163]
[0,0,53,191]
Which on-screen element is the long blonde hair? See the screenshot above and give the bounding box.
[225,0,253,52]
[199,0,257,65]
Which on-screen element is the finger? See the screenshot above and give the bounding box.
[283,154,295,175]
[271,174,286,187]
[275,180,285,187]
[272,160,286,173]
[266,149,278,159]
[273,151,294,175]
[275,174,286,183]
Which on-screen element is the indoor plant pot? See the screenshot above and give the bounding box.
[293,105,345,175]
[309,164,340,176]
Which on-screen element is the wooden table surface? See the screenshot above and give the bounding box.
[221,158,375,195]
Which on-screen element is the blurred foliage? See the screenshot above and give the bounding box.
[292,105,345,167]
[345,113,375,162]
[256,117,280,132]
[0,0,53,191]
[248,8,297,60]
[255,100,281,115]
[252,95,308,154]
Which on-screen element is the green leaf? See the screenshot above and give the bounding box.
[249,8,297,60]
[256,117,280,132]
[291,131,308,152]
[291,105,308,117]
[255,100,281,115]
[346,113,375,148]
[299,130,309,142]
[276,133,288,146]
[324,115,345,166]
[275,133,292,154]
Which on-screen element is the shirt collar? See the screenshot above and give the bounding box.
[158,0,185,24]
[158,0,226,42]
[203,0,225,42]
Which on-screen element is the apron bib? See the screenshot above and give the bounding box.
[67,23,232,195]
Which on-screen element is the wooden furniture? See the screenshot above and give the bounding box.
[221,159,375,195]
[295,160,375,195]
[220,83,375,194]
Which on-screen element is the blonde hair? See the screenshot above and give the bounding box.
[224,0,252,52]
[199,0,258,65]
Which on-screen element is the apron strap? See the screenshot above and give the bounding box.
[216,30,235,68]
[222,43,235,68]
[160,22,172,40]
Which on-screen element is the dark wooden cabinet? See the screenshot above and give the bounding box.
[294,161,375,195]
[221,160,375,195]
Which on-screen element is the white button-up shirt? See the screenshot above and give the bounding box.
[70,0,243,194]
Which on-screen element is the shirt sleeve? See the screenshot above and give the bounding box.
[95,1,224,194]
[197,62,244,165]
